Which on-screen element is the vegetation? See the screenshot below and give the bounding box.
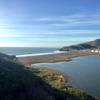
[0,52,98,100]
[60,39,100,51]
[0,52,17,61]
[30,67,98,100]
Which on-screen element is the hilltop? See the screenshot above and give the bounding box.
[60,39,100,51]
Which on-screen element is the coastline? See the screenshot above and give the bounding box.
[0,51,98,100]
[16,50,99,66]
[28,67,98,100]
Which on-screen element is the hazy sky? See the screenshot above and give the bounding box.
[0,0,100,47]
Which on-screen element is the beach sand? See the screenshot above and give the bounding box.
[17,50,96,66]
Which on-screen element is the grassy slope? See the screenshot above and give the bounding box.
[0,53,98,100]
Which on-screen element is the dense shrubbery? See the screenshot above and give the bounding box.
[0,53,98,100]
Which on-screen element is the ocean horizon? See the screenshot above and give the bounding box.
[0,47,59,55]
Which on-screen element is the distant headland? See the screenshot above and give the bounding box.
[59,39,100,51]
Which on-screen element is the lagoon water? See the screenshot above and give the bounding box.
[33,55,100,98]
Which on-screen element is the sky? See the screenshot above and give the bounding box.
[0,0,100,47]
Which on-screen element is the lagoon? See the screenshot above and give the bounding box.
[33,55,100,98]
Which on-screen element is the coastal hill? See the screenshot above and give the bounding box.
[86,39,100,47]
[0,52,98,100]
[59,39,100,51]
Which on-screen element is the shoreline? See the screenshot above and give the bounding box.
[17,50,99,66]
[6,49,100,99]
[32,66,73,83]
[28,67,98,100]
[16,51,66,57]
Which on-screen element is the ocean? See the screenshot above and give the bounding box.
[0,47,58,55]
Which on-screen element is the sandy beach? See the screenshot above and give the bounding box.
[16,50,97,66]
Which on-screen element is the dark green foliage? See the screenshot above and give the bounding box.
[0,52,17,61]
